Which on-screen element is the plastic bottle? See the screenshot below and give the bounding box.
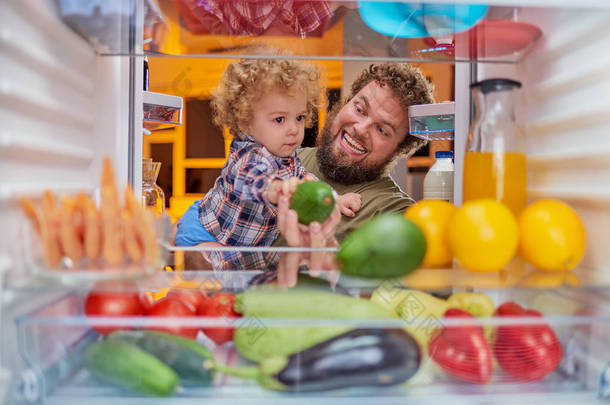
[423,151,454,202]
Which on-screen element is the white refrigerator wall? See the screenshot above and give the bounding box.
[476,10,610,392]
[473,7,610,275]
[519,7,610,275]
[0,0,136,285]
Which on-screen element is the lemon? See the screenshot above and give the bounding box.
[448,199,519,272]
[405,200,457,268]
[519,270,581,288]
[518,199,586,271]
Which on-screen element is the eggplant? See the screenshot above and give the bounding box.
[213,328,421,392]
[273,328,421,392]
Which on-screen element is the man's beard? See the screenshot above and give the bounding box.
[316,103,395,185]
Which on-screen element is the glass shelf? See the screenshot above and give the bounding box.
[148,245,610,290]
[9,242,610,291]
[56,0,610,64]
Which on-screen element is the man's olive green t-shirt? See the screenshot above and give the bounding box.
[294,147,415,242]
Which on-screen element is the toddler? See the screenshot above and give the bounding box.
[175,55,360,248]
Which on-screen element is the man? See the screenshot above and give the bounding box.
[270,63,434,284]
[288,62,435,241]
[176,62,435,272]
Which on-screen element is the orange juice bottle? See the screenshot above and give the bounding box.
[463,151,526,216]
[463,79,526,216]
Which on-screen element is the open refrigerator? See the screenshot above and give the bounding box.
[1,0,610,404]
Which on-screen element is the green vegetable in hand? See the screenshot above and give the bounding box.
[290,181,335,224]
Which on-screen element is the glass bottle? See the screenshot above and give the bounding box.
[463,78,526,216]
[142,158,165,216]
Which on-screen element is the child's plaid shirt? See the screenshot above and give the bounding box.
[198,136,309,246]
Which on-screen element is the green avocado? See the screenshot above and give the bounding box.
[289,181,335,224]
[337,213,427,278]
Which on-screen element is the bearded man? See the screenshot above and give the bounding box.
[174,62,434,271]
[295,62,435,241]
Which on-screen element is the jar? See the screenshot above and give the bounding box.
[463,78,526,216]
[142,158,165,215]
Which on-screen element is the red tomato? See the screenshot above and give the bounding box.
[200,293,240,345]
[146,297,198,339]
[166,288,207,312]
[84,291,144,335]
[139,292,156,312]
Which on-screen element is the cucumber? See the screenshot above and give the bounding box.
[233,288,393,362]
[84,340,178,396]
[337,214,427,278]
[289,181,335,224]
[107,330,215,386]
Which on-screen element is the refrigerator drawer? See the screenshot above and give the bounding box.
[7,277,610,404]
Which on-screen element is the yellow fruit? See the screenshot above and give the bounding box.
[405,200,457,267]
[448,199,519,272]
[519,270,581,288]
[518,199,586,271]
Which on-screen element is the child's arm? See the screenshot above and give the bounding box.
[233,151,289,207]
[265,177,302,205]
[296,164,318,182]
[336,192,362,218]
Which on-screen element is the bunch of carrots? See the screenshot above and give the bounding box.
[20,158,159,269]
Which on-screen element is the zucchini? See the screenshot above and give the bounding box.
[233,288,393,362]
[84,340,178,396]
[107,330,214,386]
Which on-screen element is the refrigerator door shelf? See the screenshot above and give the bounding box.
[143,91,183,131]
[408,102,455,141]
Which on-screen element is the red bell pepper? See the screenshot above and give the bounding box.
[428,308,492,384]
[493,301,563,381]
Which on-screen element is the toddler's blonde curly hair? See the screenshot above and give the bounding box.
[211,54,322,139]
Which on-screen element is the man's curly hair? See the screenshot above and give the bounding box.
[211,56,322,139]
[348,63,435,157]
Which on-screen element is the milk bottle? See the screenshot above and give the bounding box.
[423,151,454,203]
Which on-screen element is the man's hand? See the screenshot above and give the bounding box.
[277,195,339,247]
[266,177,302,204]
[275,195,340,287]
[336,192,362,218]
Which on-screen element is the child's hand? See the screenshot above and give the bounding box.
[266,177,301,204]
[336,192,361,217]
